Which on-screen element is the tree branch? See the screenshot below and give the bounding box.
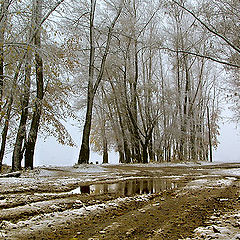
[172,0,240,54]
[93,5,123,95]
[159,47,240,68]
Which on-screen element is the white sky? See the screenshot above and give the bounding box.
[213,108,240,163]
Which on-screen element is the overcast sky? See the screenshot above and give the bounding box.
[213,108,240,163]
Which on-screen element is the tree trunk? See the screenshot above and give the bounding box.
[0,97,12,171]
[25,0,43,169]
[190,115,196,161]
[148,137,155,162]
[0,0,8,171]
[118,149,124,163]
[0,23,3,114]
[123,140,131,163]
[109,79,131,164]
[78,88,94,164]
[78,1,122,164]
[142,144,148,163]
[12,55,31,171]
[207,106,213,162]
[182,55,190,161]
[102,136,108,164]
[0,0,8,114]
[132,39,141,163]
[101,111,108,164]
[78,0,95,164]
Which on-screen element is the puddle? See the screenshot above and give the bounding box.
[70,178,182,196]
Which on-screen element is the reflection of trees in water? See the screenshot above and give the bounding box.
[135,180,140,194]
[89,178,178,196]
[94,184,104,194]
[124,181,134,196]
[142,180,149,194]
[148,180,153,193]
[80,185,90,194]
[117,181,124,195]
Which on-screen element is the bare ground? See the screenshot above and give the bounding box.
[0,162,240,240]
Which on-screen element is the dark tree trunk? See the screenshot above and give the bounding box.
[148,137,155,162]
[12,59,31,171]
[190,116,196,161]
[0,34,3,113]
[176,48,184,162]
[134,145,142,163]
[24,54,43,169]
[110,82,131,164]
[0,0,19,170]
[0,0,8,114]
[167,145,171,162]
[24,110,41,169]
[102,138,108,164]
[78,1,122,164]
[0,97,12,171]
[0,1,7,171]
[118,149,124,163]
[102,120,108,164]
[25,0,43,169]
[207,106,213,162]
[78,0,95,164]
[182,56,190,161]
[123,140,131,163]
[133,39,141,163]
[142,145,148,163]
[78,93,94,164]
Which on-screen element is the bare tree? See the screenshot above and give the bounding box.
[78,0,123,164]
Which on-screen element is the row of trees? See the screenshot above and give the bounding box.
[88,0,221,164]
[0,0,76,171]
[0,0,239,170]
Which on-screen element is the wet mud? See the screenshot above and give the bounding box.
[0,163,239,239]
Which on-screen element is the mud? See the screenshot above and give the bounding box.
[0,162,239,239]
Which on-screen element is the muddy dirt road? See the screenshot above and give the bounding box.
[0,162,240,239]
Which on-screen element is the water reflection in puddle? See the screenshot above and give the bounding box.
[71,178,180,196]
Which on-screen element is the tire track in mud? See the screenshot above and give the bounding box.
[0,164,239,239]
[0,192,157,239]
[0,192,124,222]
[71,179,240,240]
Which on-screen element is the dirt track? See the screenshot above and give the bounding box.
[0,163,240,239]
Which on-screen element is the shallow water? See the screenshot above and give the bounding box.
[71,178,182,196]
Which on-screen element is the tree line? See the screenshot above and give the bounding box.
[0,0,239,171]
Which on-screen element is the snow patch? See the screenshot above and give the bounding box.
[181,210,240,240]
[212,168,240,177]
[184,177,235,190]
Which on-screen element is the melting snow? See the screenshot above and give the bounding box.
[212,168,240,177]
[185,178,235,190]
[182,210,240,240]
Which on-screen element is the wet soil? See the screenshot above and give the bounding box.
[0,163,240,239]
